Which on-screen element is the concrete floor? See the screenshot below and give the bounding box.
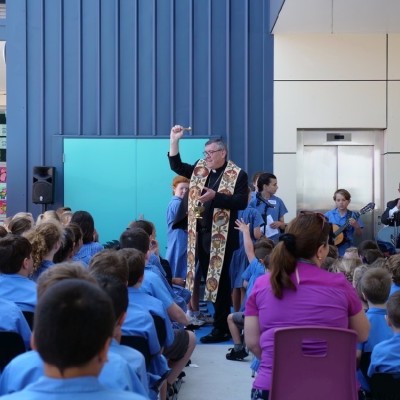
[178,344,254,400]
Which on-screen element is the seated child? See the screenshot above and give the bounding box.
[71,210,104,265]
[23,222,63,281]
[0,235,36,312]
[357,268,393,392]
[368,291,400,378]
[0,278,147,400]
[226,219,274,361]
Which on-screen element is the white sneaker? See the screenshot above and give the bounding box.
[188,316,206,327]
[197,312,214,325]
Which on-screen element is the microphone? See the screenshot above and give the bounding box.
[256,192,274,208]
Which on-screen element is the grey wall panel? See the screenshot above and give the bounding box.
[6,0,273,215]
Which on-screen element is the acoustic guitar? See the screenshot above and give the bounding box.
[332,202,375,246]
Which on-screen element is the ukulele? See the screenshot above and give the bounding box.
[332,202,375,246]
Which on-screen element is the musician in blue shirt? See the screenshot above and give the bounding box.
[325,189,363,256]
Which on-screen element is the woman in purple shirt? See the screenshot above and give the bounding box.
[244,212,370,400]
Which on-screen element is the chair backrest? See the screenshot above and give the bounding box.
[0,331,26,372]
[359,351,372,388]
[151,314,167,347]
[120,335,151,368]
[270,326,358,400]
[22,311,35,331]
[370,373,400,400]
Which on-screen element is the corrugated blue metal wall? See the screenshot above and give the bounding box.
[6,0,273,215]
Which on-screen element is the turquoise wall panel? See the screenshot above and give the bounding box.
[64,138,204,253]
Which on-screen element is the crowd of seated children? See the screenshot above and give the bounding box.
[368,292,400,380]
[119,248,174,349]
[119,227,195,399]
[0,235,36,312]
[331,248,362,283]
[119,228,189,327]
[89,249,156,387]
[357,268,393,395]
[71,210,104,265]
[0,262,147,396]
[226,219,273,361]
[128,220,190,310]
[132,218,206,328]
[93,273,149,393]
[0,277,147,400]
[120,247,187,400]
[88,249,159,397]
[23,221,63,281]
[229,188,264,313]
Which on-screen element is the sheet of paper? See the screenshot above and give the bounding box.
[266,215,279,237]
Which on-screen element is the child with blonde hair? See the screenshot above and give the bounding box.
[24,221,63,281]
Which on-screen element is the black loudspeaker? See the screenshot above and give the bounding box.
[32,166,55,204]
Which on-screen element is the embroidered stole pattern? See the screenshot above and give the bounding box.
[186,159,241,302]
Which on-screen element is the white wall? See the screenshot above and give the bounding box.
[274,33,400,221]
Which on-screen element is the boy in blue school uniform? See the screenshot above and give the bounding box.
[89,249,162,398]
[324,189,363,256]
[357,268,393,393]
[368,291,400,378]
[0,277,147,400]
[0,262,147,397]
[226,219,274,361]
[0,235,36,312]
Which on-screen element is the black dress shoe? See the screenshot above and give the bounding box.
[200,328,231,343]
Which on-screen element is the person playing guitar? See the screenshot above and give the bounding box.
[324,189,363,256]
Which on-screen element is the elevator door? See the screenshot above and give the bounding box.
[297,130,383,243]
